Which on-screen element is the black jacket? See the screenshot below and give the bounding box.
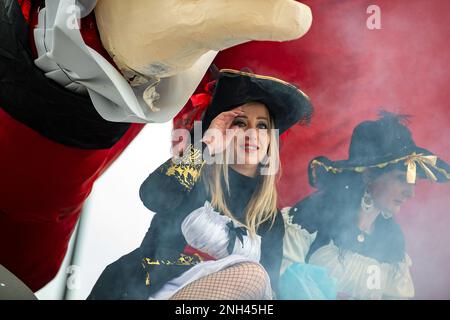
[88,144,285,299]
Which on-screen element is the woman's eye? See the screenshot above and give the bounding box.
[233,120,246,128]
[257,123,268,129]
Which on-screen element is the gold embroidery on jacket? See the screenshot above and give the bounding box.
[165,144,205,190]
[142,253,203,286]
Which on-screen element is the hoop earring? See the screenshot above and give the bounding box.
[381,211,393,219]
[361,190,374,212]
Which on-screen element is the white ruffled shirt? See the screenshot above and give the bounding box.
[182,201,261,261]
[281,207,415,299]
[149,201,271,299]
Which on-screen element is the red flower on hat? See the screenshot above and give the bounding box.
[173,80,217,132]
[172,80,216,155]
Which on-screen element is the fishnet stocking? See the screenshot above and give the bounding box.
[169,262,270,300]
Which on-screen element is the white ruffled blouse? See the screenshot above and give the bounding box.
[281,207,415,299]
[149,201,271,300]
[181,201,262,261]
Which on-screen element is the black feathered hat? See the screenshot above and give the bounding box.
[309,111,450,187]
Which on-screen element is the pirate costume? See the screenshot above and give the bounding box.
[280,112,450,299]
[88,69,313,299]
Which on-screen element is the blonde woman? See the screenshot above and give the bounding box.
[88,69,313,300]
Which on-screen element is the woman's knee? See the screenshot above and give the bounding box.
[231,262,270,287]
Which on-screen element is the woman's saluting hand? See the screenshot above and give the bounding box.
[202,108,245,156]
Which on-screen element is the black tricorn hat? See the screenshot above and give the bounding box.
[201,69,313,134]
[309,111,450,187]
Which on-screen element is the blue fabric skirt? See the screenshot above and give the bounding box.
[279,263,338,300]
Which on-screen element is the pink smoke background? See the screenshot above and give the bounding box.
[208,0,450,298]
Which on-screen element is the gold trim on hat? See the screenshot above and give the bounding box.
[311,152,450,184]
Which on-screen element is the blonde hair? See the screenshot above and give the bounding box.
[202,118,281,237]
